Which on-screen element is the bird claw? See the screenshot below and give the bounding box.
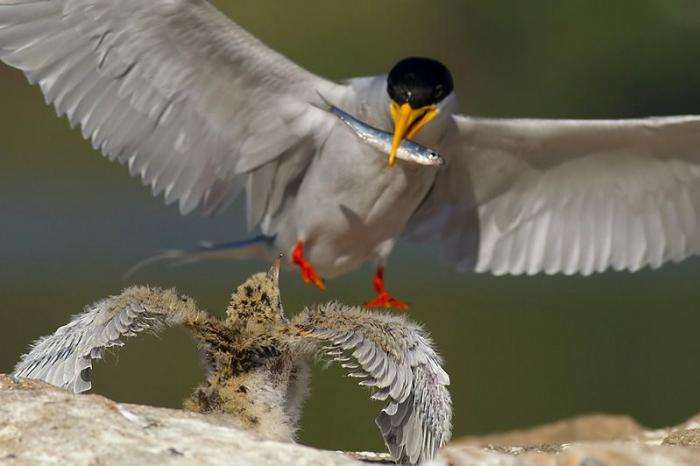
[365,266,409,311]
[292,241,325,290]
[300,263,326,290]
[365,292,410,311]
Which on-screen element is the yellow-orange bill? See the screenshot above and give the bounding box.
[389,102,438,168]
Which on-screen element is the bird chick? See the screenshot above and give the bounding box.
[183,260,308,441]
[13,259,451,465]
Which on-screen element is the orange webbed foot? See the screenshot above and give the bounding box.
[292,241,325,290]
[365,267,409,311]
[366,292,410,311]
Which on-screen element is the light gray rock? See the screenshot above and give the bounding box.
[0,375,366,466]
[430,413,700,466]
[428,442,700,466]
[3,373,700,466]
[455,413,644,446]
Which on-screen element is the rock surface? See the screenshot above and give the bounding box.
[431,413,700,466]
[2,374,700,466]
[0,375,365,466]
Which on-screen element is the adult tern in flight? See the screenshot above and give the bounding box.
[2,0,700,310]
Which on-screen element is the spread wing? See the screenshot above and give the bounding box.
[293,303,452,466]
[13,286,203,393]
[0,0,349,218]
[408,115,700,275]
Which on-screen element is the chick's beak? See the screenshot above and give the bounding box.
[268,254,282,285]
[389,101,438,167]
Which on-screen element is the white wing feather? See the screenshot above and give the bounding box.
[13,286,201,393]
[294,303,452,466]
[409,115,700,275]
[0,0,347,217]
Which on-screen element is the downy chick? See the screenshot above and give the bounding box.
[13,259,451,465]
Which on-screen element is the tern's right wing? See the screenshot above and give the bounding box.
[0,0,351,219]
[13,286,206,393]
[293,303,452,466]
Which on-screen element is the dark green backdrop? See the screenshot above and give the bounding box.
[2,0,700,452]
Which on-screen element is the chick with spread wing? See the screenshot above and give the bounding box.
[13,259,451,465]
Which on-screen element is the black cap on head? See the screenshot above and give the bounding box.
[387,57,454,109]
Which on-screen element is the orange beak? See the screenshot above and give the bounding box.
[389,101,438,167]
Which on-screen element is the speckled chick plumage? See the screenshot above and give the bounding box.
[13,262,451,465]
[184,267,311,441]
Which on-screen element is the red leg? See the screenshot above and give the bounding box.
[292,241,325,290]
[365,267,409,311]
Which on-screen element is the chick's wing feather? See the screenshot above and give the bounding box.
[293,303,452,466]
[13,286,204,393]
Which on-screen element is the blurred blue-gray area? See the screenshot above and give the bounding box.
[2,0,700,452]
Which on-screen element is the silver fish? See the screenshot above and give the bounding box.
[329,105,446,167]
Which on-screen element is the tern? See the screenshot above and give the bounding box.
[2,0,700,309]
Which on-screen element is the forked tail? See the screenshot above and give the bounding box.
[125,235,275,278]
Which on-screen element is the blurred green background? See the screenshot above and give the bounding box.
[2,0,700,453]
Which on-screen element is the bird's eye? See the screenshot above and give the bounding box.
[434,84,446,99]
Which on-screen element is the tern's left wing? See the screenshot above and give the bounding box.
[13,286,205,393]
[408,114,700,275]
[292,303,452,466]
